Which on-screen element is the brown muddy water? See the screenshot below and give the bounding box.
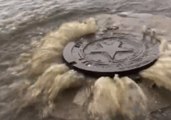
[1,0,171,120]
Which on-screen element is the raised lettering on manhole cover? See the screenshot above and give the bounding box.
[63,32,159,74]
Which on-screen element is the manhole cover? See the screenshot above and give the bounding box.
[63,30,159,75]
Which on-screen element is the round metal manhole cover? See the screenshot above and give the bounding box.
[63,31,159,75]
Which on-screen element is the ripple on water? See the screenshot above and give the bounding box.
[1,0,171,35]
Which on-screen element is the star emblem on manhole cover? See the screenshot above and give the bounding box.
[63,32,159,75]
[89,41,133,61]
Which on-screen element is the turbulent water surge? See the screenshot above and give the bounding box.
[1,0,171,120]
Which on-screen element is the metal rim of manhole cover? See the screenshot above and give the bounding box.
[62,29,160,75]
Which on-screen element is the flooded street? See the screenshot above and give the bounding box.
[1,0,171,120]
[1,0,171,35]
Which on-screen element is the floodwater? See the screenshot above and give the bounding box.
[1,0,171,35]
[1,0,171,120]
